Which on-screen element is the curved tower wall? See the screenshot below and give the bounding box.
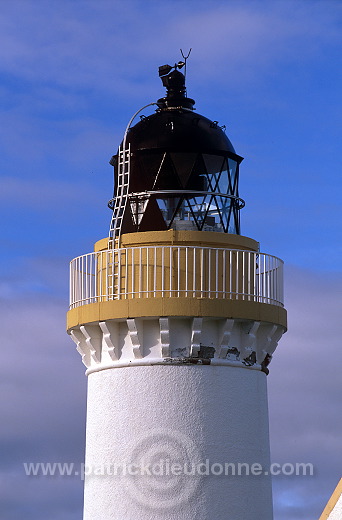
[83,365,271,519]
[68,231,286,520]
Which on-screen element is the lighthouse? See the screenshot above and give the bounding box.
[67,60,287,519]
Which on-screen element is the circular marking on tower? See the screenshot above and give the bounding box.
[125,428,202,510]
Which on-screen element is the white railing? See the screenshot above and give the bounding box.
[69,246,284,309]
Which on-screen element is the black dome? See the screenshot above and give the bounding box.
[125,109,237,157]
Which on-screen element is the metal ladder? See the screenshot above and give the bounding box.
[106,103,156,300]
[107,143,131,298]
[108,102,156,244]
[109,142,131,243]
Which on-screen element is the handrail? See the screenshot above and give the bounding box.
[69,246,284,309]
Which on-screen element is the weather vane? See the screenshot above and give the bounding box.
[158,49,192,95]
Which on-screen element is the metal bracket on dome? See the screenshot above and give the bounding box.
[108,102,157,246]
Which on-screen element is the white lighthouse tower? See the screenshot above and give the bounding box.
[67,60,287,519]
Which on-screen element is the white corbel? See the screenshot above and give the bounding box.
[127,318,143,359]
[159,318,170,358]
[99,321,119,361]
[217,319,235,359]
[190,317,202,357]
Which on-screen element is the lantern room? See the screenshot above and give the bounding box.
[108,62,245,238]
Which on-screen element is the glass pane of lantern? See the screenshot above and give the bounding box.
[129,195,149,225]
[164,196,185,226]
[138,197,168,232]
[216,158,230,195]
[228,158,238,194]
[170,153,197,188]
[167,197,197,230]
[228,214,238,234]
[156,196,186,227]
[203,154,225,192]
[138,153,165,191]
[152,153,182,191]
[156,198,169,224]
[203,199,223,231]
[215,194,233,232]
[185,154,207,191]
[186,194,212,229]
[226,204,238,234]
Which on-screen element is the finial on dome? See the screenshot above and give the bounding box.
[157,52,195,110]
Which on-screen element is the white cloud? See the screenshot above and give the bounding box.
[0,296,86,517]
[0,0,340,98]
[268,266,342,519]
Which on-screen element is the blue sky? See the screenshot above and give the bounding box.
[0,1,341,519]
